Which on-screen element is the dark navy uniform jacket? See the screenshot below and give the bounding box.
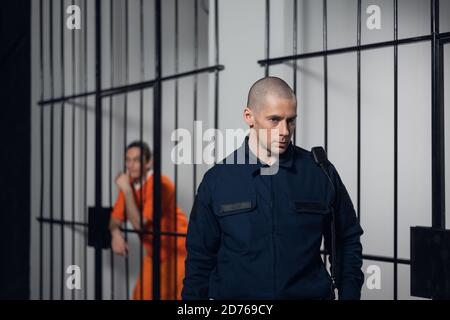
[182,136,364,300]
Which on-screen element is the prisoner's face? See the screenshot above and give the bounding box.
[125,147,150,180]
[252,94,297,155]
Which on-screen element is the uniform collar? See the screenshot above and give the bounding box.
[234,136,295,175]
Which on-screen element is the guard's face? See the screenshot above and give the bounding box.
[125,147,151,180]
[248,95,297,155]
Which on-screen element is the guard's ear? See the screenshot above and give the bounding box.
[243,107,255,128]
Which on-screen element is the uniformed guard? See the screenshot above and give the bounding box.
[182,77,364,300]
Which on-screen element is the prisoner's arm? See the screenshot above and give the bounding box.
[109,216,122,236]
[122,188,147,231]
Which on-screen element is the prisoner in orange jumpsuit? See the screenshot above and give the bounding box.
[110,141,188,300]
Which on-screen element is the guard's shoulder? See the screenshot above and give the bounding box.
[292,145,315,164]
[198,159,226,191]
[199,150,238,190]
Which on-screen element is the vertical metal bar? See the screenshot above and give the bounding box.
[393,0,399,301]
[71,0,76,300]
[49,0,55,300]
[193,0,198,208]
[123,0,130,300]
[94,0,103,300]
[109,0,115,300]
[293,0,298,146]
[357,0,361,224]
[431,0,446,229]
[139,0,144,300]
[83,0,88,300]
[323,0,328,153]
[173,0,180,299]
[322,0,328,269]
[214,0,219,153]
[60,0,66,300]
[265,0,270,77]
[39,0,45,301]
[153,0,163,301]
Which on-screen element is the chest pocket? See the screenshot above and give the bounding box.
[293,201,330,215]
[218,200,255,216]
[213,193,257,217]
[288,200,330,233]
[213,195,257,250]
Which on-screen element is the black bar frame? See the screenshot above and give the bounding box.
[94,0,103,301]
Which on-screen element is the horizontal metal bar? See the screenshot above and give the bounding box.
[258,33,450,66]
[37,216,87,227]
[38,64,225,106]
[39,216,409,261]
[320,250,410,265]
[363,254,410,265]
[36,217,187,237]
[39,215,410,261]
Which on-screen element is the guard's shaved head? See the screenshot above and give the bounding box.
[243,77,297,157]
[247,76,296,112]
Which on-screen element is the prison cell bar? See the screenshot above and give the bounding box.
[153,0,163,300]
[70,0,77,301]
[265,0,270,77]
[49,0,55,300]
[60,0,66,300]
[124,0,130,300]
[193,0,199,230]
[37,217,187,237]
[292,0,297,146]
[356,0,362,226]
[214,0,220,158]
[38,0,44,301]
[38,218,385,254]
[137,0,144,301]
[258,33,450,66]
[37,65,224,106]
[323,0,328,153]
[393,0,399,301]
[322,0,329,271]
[109,0,115,300]
[82,0,88,300]
[94,0,104,300]
[431,0,446,230]
[173,0,180,300]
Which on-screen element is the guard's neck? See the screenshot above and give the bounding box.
[248,130,277,166]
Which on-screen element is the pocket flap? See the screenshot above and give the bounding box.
[214,198,256,217]
[293,201,329,214]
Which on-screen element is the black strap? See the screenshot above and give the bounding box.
[311,147,337,291]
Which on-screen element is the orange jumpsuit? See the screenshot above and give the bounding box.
[111,174,188,300]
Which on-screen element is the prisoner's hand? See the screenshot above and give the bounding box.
[111,232,128,256]
[115,172,131,193]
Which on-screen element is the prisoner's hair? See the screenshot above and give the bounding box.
[246,76,296,112]
[126,141,152,162]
